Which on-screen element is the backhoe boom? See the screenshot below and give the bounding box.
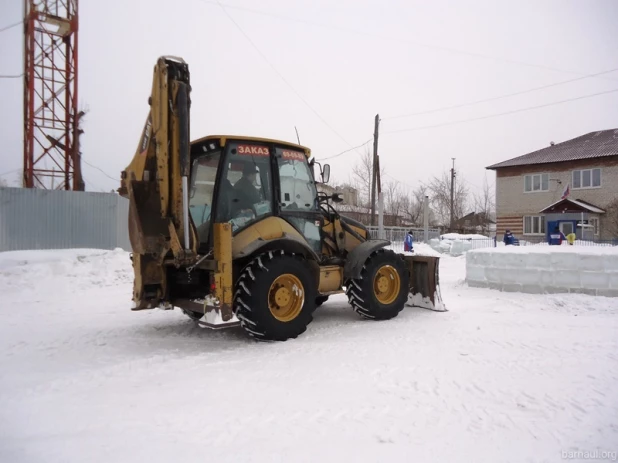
[119,56,198,309]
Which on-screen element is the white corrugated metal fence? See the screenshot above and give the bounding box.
[0,187,131,252]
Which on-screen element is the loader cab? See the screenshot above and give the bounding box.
[189,136,322,253]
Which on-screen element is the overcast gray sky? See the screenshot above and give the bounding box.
[1,0,617,199]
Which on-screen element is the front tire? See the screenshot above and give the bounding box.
[346,249,409,320]
[234,251,316,341]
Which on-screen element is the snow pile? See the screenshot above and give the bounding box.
[466,245,618,296]
[429,234,494,257]
[0,248,132,298]
[401,241,441,258]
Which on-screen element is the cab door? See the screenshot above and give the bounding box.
[274,146,322,254]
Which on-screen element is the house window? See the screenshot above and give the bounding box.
[524,173,549,192]
[523,215,545,235]
[572,168,601,189]
[589,217,599,236]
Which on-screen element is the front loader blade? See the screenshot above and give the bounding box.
[402,255,447,312]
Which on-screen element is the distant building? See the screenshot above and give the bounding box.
[316,184,360,206]
[452,211,496,236]
[487,129,618,241]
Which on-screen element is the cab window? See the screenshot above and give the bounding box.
[275,147,318,212]
[215,142,273,231]
[189,150,221,228]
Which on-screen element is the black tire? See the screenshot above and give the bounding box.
[315,295,329,307]
[345,249,409,320]
[234,250,316,341]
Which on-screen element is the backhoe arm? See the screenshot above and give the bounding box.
[119,56,198,309]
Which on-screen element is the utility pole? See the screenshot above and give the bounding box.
[377,156,384,238]
[423,195,429,242]
[450,158,456,231]
[370,114,379,226]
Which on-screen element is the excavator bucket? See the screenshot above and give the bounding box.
[403,255,447,312]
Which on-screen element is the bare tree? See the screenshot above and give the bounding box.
[428,170,469,228]
[472,176,496,234]
[473,177,495,219]
[399,185,428,226]
[0,178,7,187]
[384,179,405,221]
[350,147,384,208]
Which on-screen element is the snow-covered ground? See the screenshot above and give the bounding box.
[1,249,617,463]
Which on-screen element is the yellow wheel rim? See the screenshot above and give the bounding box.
[268,274,304,322]
[373,265,401,305]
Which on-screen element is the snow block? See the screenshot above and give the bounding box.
[526,253,553,270]
[485,267,502,284]
[498,252,529,270]
[465,265,486,283]
[552,270,581,289]
[502,283,523,293]
[569,288,598,296]
[465,247,618,297]
[597,289,618,298]
[550,252,579,271]
[580,272,610,290]
[467,280,488,289]
[605,257,618,272]
[450,240,472,256]
[474,252,493,267]
[521,284,544,294]
[578,254,603,272]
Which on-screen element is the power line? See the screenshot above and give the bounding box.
[318,139,372,161]
[384,67,618,120]
[210,0,363,156]
[0,168,21,178]
[0,20,21,34]
[195,1,616,80]
[0,74,23,79]
[383,88,618,135]
[82,159,118,182]
[384,173,430,191]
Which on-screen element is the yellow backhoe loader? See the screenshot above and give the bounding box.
[119,56,444,341]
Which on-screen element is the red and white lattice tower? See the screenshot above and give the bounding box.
[23,0,83,190]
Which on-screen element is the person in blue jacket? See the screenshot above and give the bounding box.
[404,231,414,252]
[503,229,516,246]
[549,226,566,245]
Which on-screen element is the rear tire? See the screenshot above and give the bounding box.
[345,249,409,320]
[234,251,316,341]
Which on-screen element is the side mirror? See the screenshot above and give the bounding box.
[321,164,330,184]
[331,192,343,203]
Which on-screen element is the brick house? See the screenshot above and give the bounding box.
[486,129,618,241]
